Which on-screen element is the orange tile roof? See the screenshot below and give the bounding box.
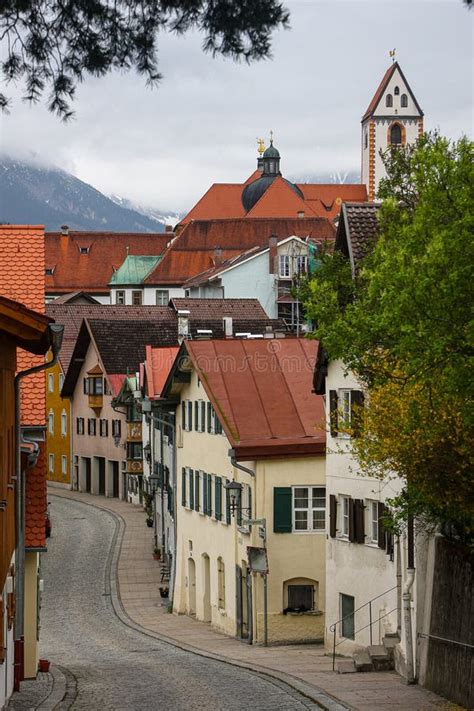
[298,184,368,220]
[181,184,246,225]
[45,231,170,294]
[246,177,318,218]
[25,442,47,549]
[0,225,46,426]
[145,217,335,286]
[144,345,180,399]
[179,338,326,459]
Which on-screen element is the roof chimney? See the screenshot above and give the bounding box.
[165,224,174,233]
[223,316,233,338]
[214,246,223,266]
[61,224,69,236]
[268,235,278,274]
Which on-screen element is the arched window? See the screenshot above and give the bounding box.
[394,86,400,96]
[390,123,402,145]
[401,94,408,108]
[386,94,393,108]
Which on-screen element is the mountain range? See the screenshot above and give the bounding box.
[0,156,182,232]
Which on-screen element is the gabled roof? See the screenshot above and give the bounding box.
[109,254,162,286]
[144,217,335,286]
[335,202,380,275]
[143,345,180,399]
[51,291,100,304]
[45,230,170,294]
[246,177,317,218]
[362,61,424,121]
[163,338,325,459]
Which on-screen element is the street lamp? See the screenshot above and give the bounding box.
[224,480,242,515]
[143,442,151,463]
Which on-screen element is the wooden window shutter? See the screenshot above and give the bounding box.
[215,476,222,521]
[225,481,231,524]
[207,402,212,433]
[207,475,213,516]
[378,502,387,549]
[181,468,186,507]
[203,472,208,514]
[329,494,338,538]
[354,499,365,543]
[188,401,193,431]
[273,487,292,533]
[194,471,200,511]
[189,469,194,509]
[329,390,338,437]
[194,401,199,431]
[351,390,365,437]
[348,497,356,542]
[181,401,186,431]
[200,402,206,432]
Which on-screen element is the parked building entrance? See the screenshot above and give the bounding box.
[112,461,119,498]
[98,457,105,496]
[84,458,91,493]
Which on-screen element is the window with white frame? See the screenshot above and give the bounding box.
[59,372,65,390]
[48,373,54,392]
[61,455,67,475]
[155,289,169,306]
[368,501,379,544]
[340,495,350,538]
[195,400,206,432]
[295,255,308,275]
[48,453,54,473]
[279,254,291,278]
[182,400,193,432]
[48,410,54,434]
[340,390,351,430]
[292,486,326,532]
[61,411,67,436]
[116,290,125,305]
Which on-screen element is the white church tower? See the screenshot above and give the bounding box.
[361,61,423,200]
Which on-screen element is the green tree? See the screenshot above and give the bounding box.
[304,133,474,532]
[0,0,289,119]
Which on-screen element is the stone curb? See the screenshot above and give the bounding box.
[49,491,351,711]
[36,664,67,710]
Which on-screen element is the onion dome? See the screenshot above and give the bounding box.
[242,136,303,212]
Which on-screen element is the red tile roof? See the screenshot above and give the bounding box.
[45,231,170,294]
[144,345,180,399]
[0,225,46,426]
[145,217,335,286]
[179,174,367,226]
[170,298,269,320]
[181,338,326,459]
[25,443,47,549]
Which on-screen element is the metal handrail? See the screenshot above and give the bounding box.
[330,585,398,671]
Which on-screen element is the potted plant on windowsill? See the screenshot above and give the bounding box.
[153,546,161,561]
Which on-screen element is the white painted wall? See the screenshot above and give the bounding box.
[110,286,184,305]
[325,359,402,655]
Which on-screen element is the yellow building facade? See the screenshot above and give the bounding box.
[45,360,72,487]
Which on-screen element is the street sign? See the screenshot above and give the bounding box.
[247,546,269,574]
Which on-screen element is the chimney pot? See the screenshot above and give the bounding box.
[223,316,233,338]
[61,224,69,235]
[214,246,223,266]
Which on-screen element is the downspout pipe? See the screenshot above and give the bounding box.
[14,324,64,686]
[403,515,416,684]
[229,449,255,479]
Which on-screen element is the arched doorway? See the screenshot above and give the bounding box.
[188,558,196,616]
[202,554,211,622]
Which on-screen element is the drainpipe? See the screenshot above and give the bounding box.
[403,515,416,684]
[14,324,64,689]
[228,449,258,645]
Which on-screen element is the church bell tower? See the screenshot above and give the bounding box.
[361,60,424,200]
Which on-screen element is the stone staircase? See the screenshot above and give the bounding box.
[337,633,399,674]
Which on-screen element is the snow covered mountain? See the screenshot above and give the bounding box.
[108,194,182,229]
[0,156,180,232]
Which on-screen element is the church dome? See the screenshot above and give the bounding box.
[263,144,280,159]
[242,176,304,213]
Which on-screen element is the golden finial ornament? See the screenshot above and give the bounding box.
[389,48,396,63]
[257,137,265,156]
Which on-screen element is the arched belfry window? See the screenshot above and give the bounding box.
[401,94,408,108]
[386,94,393,108]
[390,123,402,145]
[394,86,400,96]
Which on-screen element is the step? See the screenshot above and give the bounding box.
[367,645,394,671]
[337,660,357,674]
[353,651,373,672]
[383,635,399,660]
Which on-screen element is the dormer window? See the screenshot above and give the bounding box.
[386,94,393,108]
[401,93,408,108]
[79,246,90,254]
[45,267,55,276]
[394,86,400,96]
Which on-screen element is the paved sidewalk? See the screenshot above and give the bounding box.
[49,488,451,711]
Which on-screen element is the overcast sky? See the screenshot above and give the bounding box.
[1,0,472,212]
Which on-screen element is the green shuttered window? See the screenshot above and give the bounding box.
[215,476,222,521]
[273,487,292,533]
[181,468,186,507]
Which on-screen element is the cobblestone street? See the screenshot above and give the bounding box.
[31,496,321,710]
